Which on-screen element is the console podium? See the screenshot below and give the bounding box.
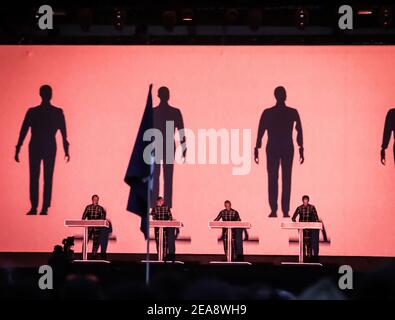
[142,220,184,264]
[209,221,252,265]
[281,221,323,266]
[64,219,110,263]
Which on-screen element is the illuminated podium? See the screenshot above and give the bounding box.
[64,219,110,263]
[209,221,252,265]
[142,220,184,264]
[281,222,323,266]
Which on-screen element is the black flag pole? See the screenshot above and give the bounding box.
[124,83,154,285]
[145,86,155,286]
[145,154,154,285]
[146,188,150,285]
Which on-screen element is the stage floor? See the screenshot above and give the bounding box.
[1,252,394,272]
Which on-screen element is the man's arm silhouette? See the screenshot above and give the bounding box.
[254,111,267,164]
[15,109,32,162]
[381,109,394,165]
[59,110,70,162]
[175,109,187,161]
[295,110,304,164]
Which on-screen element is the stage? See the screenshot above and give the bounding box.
[1,253,394,299]
[1,253,394,271]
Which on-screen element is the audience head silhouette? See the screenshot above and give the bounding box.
[274,86,286,104]
[39,85,52,103]
[158,86,170,103]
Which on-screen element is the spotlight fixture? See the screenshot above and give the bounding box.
[114,8,127,31]
[357,10,373,15]
[295,7,309,29]
[181,8,194,22]
[379,7,393,28]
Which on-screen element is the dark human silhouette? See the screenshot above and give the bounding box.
[48,245,71,289]
[381,108,395,165]
[152,86,186,208]
[255,86,304,218]
[15,85,70,215]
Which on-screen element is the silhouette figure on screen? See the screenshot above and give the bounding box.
[254,86,304,218]
[15,85,70,215]
[381,108,395,165]
[152,87,187,208]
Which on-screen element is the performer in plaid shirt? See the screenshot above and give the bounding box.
[214,200,242,261]
[82,194,107,258]
[291,195,319,261]
[151,197,173,260]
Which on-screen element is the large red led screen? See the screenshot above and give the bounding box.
[0,45,394,256]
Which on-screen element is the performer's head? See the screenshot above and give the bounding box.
[92,194,99,205]
[224,200,232,210]
[274,86,286,103]
[156,196,164,206]
[302,195,309,206]
[39,84,52,103]
[158,86,170,102]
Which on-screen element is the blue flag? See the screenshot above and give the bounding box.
[125,84,153,239]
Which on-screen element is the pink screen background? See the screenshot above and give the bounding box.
[0,45,394,256]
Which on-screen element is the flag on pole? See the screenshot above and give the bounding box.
[124,84,154,239]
